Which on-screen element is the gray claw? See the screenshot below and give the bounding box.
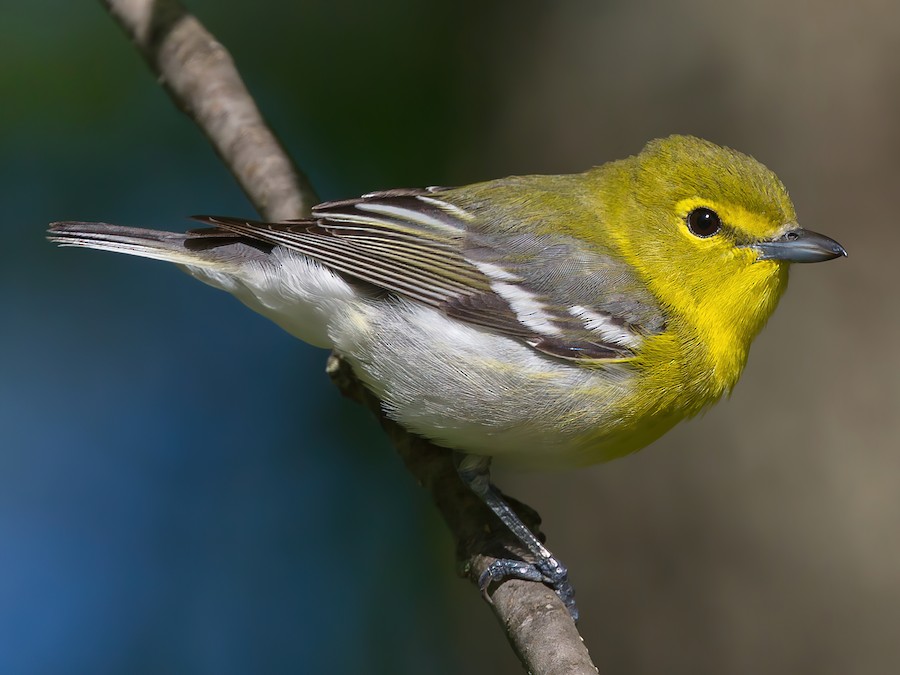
[479,557,579,622]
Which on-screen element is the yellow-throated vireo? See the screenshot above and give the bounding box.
[49,135,846,620]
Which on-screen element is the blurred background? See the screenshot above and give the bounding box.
[2,0,898,673]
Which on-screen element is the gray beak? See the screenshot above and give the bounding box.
[753,228,847,263]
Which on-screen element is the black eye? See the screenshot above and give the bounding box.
[686,208,722,238]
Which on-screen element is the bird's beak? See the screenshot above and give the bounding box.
[753,228,847,263]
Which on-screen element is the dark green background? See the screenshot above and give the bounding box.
[3,1,898,673]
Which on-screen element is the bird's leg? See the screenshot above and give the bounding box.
[454,452,578,621]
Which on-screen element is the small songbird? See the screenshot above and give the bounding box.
[49,135,846,619]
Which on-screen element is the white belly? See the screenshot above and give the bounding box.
[185,248,637,467]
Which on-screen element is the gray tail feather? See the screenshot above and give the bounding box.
[47,221,268,269]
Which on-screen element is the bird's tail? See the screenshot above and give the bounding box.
[47,221,267,270]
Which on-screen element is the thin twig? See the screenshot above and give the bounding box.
[102,0,318,220]
[100,1,598,672]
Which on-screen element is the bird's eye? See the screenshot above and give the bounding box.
[686,208,722,238]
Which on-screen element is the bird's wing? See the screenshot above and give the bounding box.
[193,187,665,362]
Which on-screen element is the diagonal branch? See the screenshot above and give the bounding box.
[102,0,318,221]
[100,1,598,672]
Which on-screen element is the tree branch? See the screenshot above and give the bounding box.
[102,0,318,220]
[101,1,598,672]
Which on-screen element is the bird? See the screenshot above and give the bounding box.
[48,135,846,620]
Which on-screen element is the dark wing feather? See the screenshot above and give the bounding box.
[191,186,665,363]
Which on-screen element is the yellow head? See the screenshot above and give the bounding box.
[597,135,845,400]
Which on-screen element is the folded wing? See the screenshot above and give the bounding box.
[194,186,666,362]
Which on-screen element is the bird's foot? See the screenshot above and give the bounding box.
[478,555,578,622]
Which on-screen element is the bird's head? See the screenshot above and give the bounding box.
[595,135,846,382]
